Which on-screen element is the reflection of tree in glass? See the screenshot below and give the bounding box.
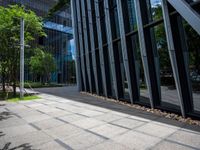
[184,22,200,91]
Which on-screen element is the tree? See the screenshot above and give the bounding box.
[30,48,56,83]
[0,5,45,96]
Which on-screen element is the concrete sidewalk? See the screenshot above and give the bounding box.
[0,86,200,150]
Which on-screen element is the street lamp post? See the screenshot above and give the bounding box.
[20,17,24,99]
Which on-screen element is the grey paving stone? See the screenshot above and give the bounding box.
[128,112,160,122]
[0,131,53,150]
[94,113,124,122]
[24,103,45,108]
[167,129,200,149]
[45,109,72,117]
[113,130,161,149]
[33,118,65,130]
[109,111,131,117]
[23,114,51,123]
[43,124,83,139]
[17,110,43,118]
[35,105,59,113]
[135,122,178,138]
[111,118,145,129]
[60,130,106,150]
[35,140,67,150]
[89,124,128,138]
[1,124,37,138]
[71,118,106,129]
[87,140,131,150]
[0,117,27,129]
[78,109,105,117]
[58,114,87,123]
[151,140,195,150]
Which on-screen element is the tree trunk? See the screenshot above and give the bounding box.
[13,82,16,97]
[2,70,6,92]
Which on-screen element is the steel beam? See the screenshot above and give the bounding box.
[161,0,187,117]
[104,0,124,99]
[116,0,140,103]
[134,0,160,108]
[87,0,100,95]
[167,0,200,35]
[76,0,88,91]
[94,0,108,97]
[71,0,82,91]
[80,0,95,93]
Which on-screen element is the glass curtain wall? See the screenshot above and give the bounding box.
[72,0,200,118]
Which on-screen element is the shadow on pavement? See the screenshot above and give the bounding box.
[0,111,14,121]
[1,142,34,150]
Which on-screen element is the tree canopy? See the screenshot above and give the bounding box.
[0,5,46,95]
[30,48,56,83]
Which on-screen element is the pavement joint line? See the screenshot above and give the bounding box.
[35,110,46,114]
[75,113,90,118]
[54,139,74,150]
[84,129,110,140]
[29,123,41,131]
[149,126,197,149]
[165,139,200,150]
[108,122,132,130]
[55,107,67,111]
[54,117,70,124]
[23,105,31,108]
[13,113,22,118]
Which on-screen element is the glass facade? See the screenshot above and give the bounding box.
[0,0,76,84]
[72,0,200,118]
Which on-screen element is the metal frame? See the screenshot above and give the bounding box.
[104,0,123,99]
[167,0,200,35]
[116,0,140,103]
[80,0,95,93]
[73,0,200,118]
[134,0,160,108]
[75,0,89,91]
[71,0,82,91]
[87,0,100,95]
[94,0,109,97]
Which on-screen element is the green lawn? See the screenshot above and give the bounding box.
[7,95,41,102]
[0,92,41,102]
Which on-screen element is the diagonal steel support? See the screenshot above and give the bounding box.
[167,0,200,35]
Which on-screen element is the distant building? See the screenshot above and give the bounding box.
[0,0,75,84]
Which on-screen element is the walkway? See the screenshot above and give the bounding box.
[0,86,200,150]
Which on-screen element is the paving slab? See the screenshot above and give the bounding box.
[89,124,128,138]
[87,140,132,150]
[71,118,106,129]
[23,113,51,123]
[60,130,106,150]
[0,124,38,139]
[135,122,178,138]
[166,129,200,149]
[33,118,65,130]
[35,140,67,150]
[111,118,146,129]
[112,130,161,149]
[0,86,200,150]
[43,124,84,139]
[151,140,195,150]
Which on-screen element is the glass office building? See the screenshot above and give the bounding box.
[72,0,200,118]
[0,0,75,84]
